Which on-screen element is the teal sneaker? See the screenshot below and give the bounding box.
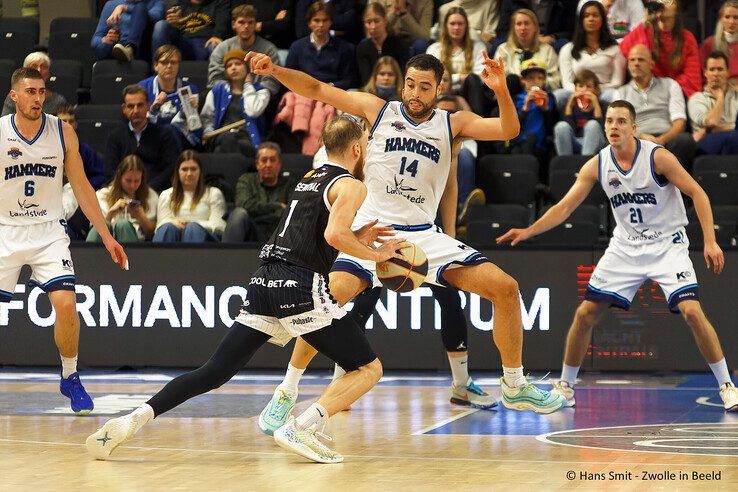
[500,377,566,414]
[258,389,297,436]
[451,377,498,409]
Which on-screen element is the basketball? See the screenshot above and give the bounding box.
[377,242,428,292]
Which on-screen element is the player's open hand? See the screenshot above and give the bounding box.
[480,52,506,93]
[103,236,129,271]
[704,240,725,274]
[496,228,532,246]
[374,239,410,263]
[245,52,274,75]
[354,219,395,247]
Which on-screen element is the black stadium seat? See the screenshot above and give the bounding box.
[549,168,608,206]
[685,206,738,247]
[548,154,591,178]
[0,17,39,39]
[179,60,208,92]
[694,170,738,206]
[0,59,15,92]
[76,120,125,154]
[92,59,149,79]
[76,104,126,122]
[200,153,253,204]
[535,221,601,247]
[91,74,144,104]
[692,155,736,173]
[465,204,531,247]
[539,203,608,234]
[280,153,313,177]
[476,154,540,207]
[48,17,98,88]
[0,31,36,66]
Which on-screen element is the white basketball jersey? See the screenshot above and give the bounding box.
[599,138,687,247]
[0,113,66,226]
[356,101,452,226]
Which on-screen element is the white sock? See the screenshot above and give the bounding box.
[448,353,470,387]
[560,364,581,386]
[502,366,526,388]
[128,403,155,435]
[332,364,346,381]
[277,363,305,397]
[60,355,78,378]
[295,402,328,431]
[708,358,732,386]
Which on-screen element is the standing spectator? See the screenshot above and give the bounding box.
[92,0,164,61]
[207,4,281,93]
[139,45,201,150]
[507,59,557,158]
[55,104,106,190]
[2,52,66,116]
[553,69,607,155]
[361,56,403,101]
[222,142,298,243]
[285,1,357,89]
[230,0,295,49]
[154,150,226,242]
[701,0,738,88]
[494,9,562,90]
[620,0,701,97]
[557,0,625,109]
[201,49,269,156]
[435,0,500,43]
[384,0,434,42]
[497,0,578,52]
[88,155,159,242]
[152,0,231,60]
[612,44,695,167]
[577,0,645,41]
[105,85,179,192]
[688,51,738,155]
[294,0,359,43]
[356,2,410,86]
[426,7,486,93]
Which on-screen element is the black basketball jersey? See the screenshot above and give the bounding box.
[259,163,354,276]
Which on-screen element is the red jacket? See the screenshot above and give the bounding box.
[700,36,738,81]
[274,92,337,155]
[620,23,702,97]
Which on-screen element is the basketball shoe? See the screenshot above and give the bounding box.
[500,377,566,414]
[551,380,576,407]
[451,378,498,409]
[86,415,138,460]
[258,388,297,435]
[274,416,343,463]
[720,382,738,411]
[59,372,94,414]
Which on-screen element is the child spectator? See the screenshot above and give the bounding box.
[553,69,606,155]
[507,59,557,158]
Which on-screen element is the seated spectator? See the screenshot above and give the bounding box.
[139,45,201,150]
[553,69,607,155]
[152,0,230,60]
[154,150,226,242]
[620,0,701,97]
[92,0,164,61]
[435,0,499,43]
[384,0,434,44]
[557,1,625,110]
[494,9,562,90]
[688,51,738,155]
[55,104,106,190]
[285,1,357,89]
[613,44,696,167]
[577,0,645,41]
[506,59,557,158]
[201,49,268,156]
[435,96,479,209]
[294,0,360,43]
[357,2,409,86]
[222,142,298,242]
[207,4,281,94]
[497,0,578,53]
[2,52,66,116]
[439,64,472,110]
[231,0,294,49]
[426,6,486,93]
[361,56,403,100]
[88,155,159,242]
[105,84,179,192]
[701,1,738,88]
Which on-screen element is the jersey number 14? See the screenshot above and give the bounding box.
[399,156,419,177]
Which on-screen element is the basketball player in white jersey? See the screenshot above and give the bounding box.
[246,50,566,429]
[498,100,738,411]
[0,68,128,414]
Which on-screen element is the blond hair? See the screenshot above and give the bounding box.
[440,7,474,76]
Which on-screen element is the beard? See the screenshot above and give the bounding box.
[402,97,434,119]
[353,155,365,182]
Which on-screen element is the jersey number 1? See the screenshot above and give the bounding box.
[278,200,298,238]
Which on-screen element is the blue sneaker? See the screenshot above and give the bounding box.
[500,377,565,414]
[451,378,498,409]
[60,372,94,414]
[258,389,296,436]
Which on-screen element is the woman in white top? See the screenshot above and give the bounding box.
[557,1,625,109]
[494,8,562,90]
[87,155,158,242]
[426,6,487,93]
[154,150,226,243]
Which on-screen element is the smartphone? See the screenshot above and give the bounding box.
[128,199,141,207]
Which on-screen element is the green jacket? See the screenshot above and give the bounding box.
[235,172,299,236]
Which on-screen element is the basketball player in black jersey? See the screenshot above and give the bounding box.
[86,116,408,464]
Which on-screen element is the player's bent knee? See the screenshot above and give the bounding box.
[679,301,704,326]
[489,272,519,301]
[49,291,77,318]
[359,358,383,385]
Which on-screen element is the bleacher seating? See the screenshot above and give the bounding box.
[465,204,531,247]
[476,155,539,207]
[92,59,150,79]
[200,153,253,204]
[76,119,125,154]
[91,73,145,104]
[48,17,97,87]
[76,103,126,122]
[280,153,313,177]
[179,61,208,93]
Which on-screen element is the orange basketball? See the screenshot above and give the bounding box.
[376,242,428,293]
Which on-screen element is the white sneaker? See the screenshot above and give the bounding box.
[551,380,576,407]
[112,43,134,62]
[451,377,498,409]
[720,382,738,411]
[85,415,137,460]
[274,416,343,463]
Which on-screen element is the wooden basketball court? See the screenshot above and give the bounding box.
[1,370,737,490]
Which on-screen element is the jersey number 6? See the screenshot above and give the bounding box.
[24,180,35,197]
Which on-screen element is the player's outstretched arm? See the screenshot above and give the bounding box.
[653,148,725,274]
[497,156,599,246]
[450,54,520,142]
[324,177,408,262]
[246,51,385,125]
[62,123,128,270]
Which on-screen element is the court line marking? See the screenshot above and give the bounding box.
[411,408,479,435]
[3,437,738,466]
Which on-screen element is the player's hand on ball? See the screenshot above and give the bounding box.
[354,219,395,247]
[480,52,506,93]
[245,52,274,75]
[704,241,725,275]
[496,228,531,246]
[374,238,410,262]
[103,236,128,271]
